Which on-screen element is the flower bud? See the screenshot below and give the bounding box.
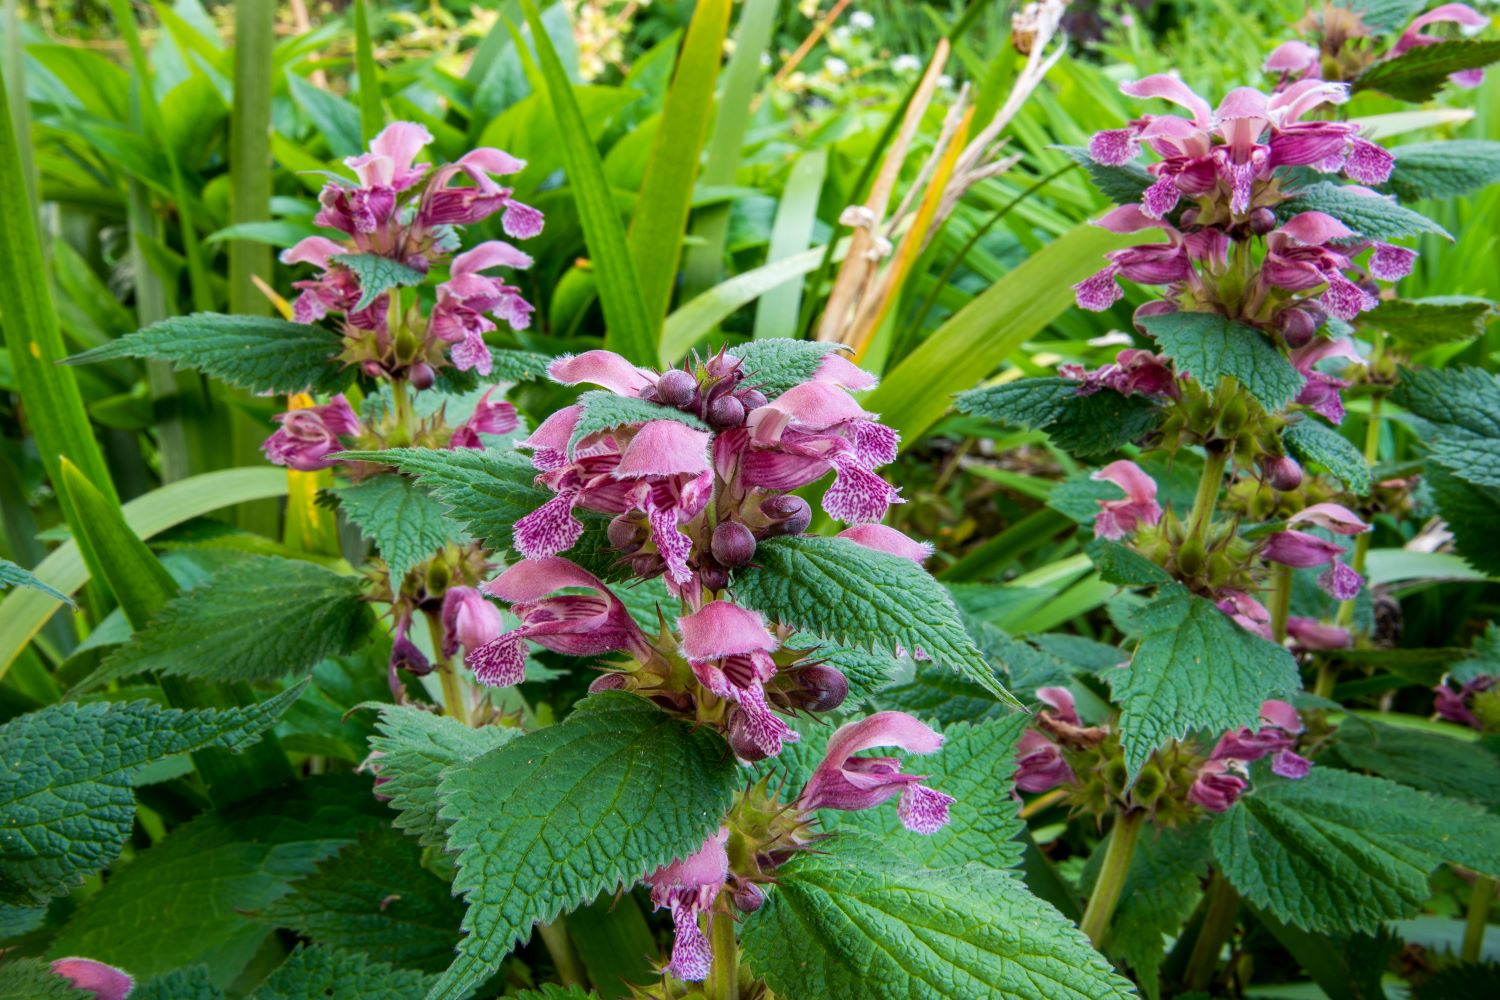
[589,672,627,693]
[739,388,768,411]
[762,495,812,536]
[656,368,698,408]
[631,553,663,577]
[708,394,746,429]
[699,564,730,593]
[608,514,645,553]
[363,359,387,378]
[1249,207,1277,236]
[732,881,766,913]
[790,664,848,712]
[727,709,771,762]
[1261,455,1303,492]
[409,362,436,390]
[1277,307,1317,349]
[711,522,757,567]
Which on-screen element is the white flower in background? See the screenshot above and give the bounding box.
[760,52,772,68]
[850,10,875,32]
[831,25,851,43]
[892,53,922,73]
[938,74,955,89]
[824,57,850,78]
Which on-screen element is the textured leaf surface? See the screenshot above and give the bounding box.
[80,557,372,690]
[0,558,72,605]
[726,339,845,397]
[1086,539,1175,586]
[788,631,906,704]
[50,777,388,986]
[1108,586,1300,775]
[567,390,709,455]
[64,313,350,394]
[333,475,469,581]
[1056,145,1154,205]
[735,536,1017,705]
[1331,715,1500,806]
[1141,312,1304,410]
[880,662,1011,727]
[0,957,89,998]
[0,686,303,906]
[131,966,224,1000]
[1104,824,1211,998]
[1421,465,1500,574]
[955,377,1164,456]
[1383,140,1500,202]
[1284,418,1371,495]
[331,252,426,311]
[251,945,437,1000]
[365,704,521,850]
[1393,365,1500,441]
[740,844,1134,1000]
[1355,39,1500,102]
[1213,767,1500,933]
[256,829,465,972]
[1278,181,1451,240]
[1365,296,1496,348]
[487,348,553,383]
[429,694,740,999]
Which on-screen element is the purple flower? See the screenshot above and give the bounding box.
[50,958,133,1000]
[1209,699,1313,785]
[1062,346,1179,399]
[1091,460,1163,540]
[1072,205,1223,311]
[1188,761,1249,812]
[1264,503,1369,600]
[470,557,651,687]
[262,395,361,471]
[440,587,504,658]
[1217,590,1274,639]
[345,121,433,192]
[448,387,519,450]
[1261,529,1346,568]
[417,147,543,236]
[1287,616,1353,651]
[1263,40,1319,79]
[389,613,432,695]
[281,236,361,324]
[678,601,797,758]
[644,829,729,982]
[1260,212,1379,324]
[1015,729,1076,793]
[1393,5,1490,89]
[429,241,536,374]
[798,712,954,834]
[1289,502,1371,536]
[1434,673,1497,730]
[1290,336,1363,424]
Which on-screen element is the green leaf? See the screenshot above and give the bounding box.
[0,686,304,906]
[1212,767,1500,933]
[1085,539,1175,587]
[0,957,85,999]
[286,71,363,159]
[740,844,1134,1000]
[663,243,832,363]
[831,717,1028,869]
[429,693,740,999]
[131,966,224,1000]
[332,475,469,581]
[0,557,73,605]
[1278,181,1451,241]
[487,348,554,383]
[1354,39,1500,103]
[251,945,436,1000]
[513,988,598,1000]
[568,390,710,455]
[78,557,372,690]
[331,252,427,312]
[1102,824,1211,997]
[254,829,465,973]
[1383,140,1500,202]
[1284,418,1371,495]
[1331,715,1500,807]
[788,631,905,704]
[955,377,1164,457]
[64,313,349,395]
[727,339,845,398]
[735,535,1019,707]
[1344,0,1427,34]
[520,0,654,365]
[1140,312,1304,410]
[1108,585,1301,776]
[365,703,522,850]
[352,0,383,143]
[1055,144,1153,205]
[49,776,388,986]
[1363,296,1496,348]
[1392,365,1500,441]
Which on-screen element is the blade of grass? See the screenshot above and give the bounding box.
[3,0,34,204]
[519,0,653,363]
[625,0,732,334]
[753,149,828,341]
[353,0,383,142]
[678,0,779,301]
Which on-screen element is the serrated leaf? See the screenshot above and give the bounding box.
[255,829,465,972]
[365,704,522,850]
[0,957,88,998]
[331,253,427,312]
[567,390,710,455]
[429,694,740,999]
[487,348,553,383]
[130,966,225,1000]
[1108,585,1301,776]
[726,339,845,398]
[1343,0,1426,33]
[832,716,1028,869]
[0,558,73,606]
[1055,144,1155,205]
[1363,296,1496,348]
[250,945,437,1000]
[513,987,598,1000]
[879,661,1010,727]
[1284,417,1372,495]
[788,631,906,704]
[50,776,389,986]
[740,845,1134,1000]
[1383,140,1500,202]
[955,377,1164,457]
[1355,39,1500,102]
[734,535,1019,707]
[1393,366,1500,491]
[64,313,350,394]
[1085,539,1175,586]
[1278,181,1451,241]
[1331,715,1500,807]
[332,475,469,581]
[1140,312,1304,410]
[77,557,372,691]
[1418,465,1500,573]
[0,686,304,906]
[1212,767,1500,933]
[1105,824,1211,998]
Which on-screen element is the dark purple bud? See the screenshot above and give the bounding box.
[710,521,756,567]
[727,709,771,762]
[732,882,765,913]
[1249,207,1277,236]
[1179,208,1199,226]
[631,553,663,577]
[589,672,627,693]
[707,394,745,429]
[739,388,768,411]
[699,564,730,593]
[408,362,435,390]
[1262,455,1303,492]
[762,495,812,536]
[608,514,645,553]
[1277,307,1317,349]
[656,368,697,408]
[791,664,848,712]
[362,360,386,378]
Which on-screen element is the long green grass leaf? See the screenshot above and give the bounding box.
[353,0,384,143]
[229,0,275,318]
[753,149,827,341]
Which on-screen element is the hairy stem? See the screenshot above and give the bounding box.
[1188,445,1230,541]
[537,917,588,989]
[1185,871,1240,991]
[1464,876,1496,963]
[423,612,467,724]
[708,910,740,1000]
[1079,809,1144,947]
[1269,564,1293,644]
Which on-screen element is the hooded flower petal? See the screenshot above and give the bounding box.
[1262,529,1345,568]
[1091,460,1162,539]
[678,601,778,661]
[837,524,933,564]
[1288,502,1369,535]
[613,421,713,479]
[50,959,134,1000]
[1120,74,1214,124]
[548,350,655,395]
[799,712,951,833]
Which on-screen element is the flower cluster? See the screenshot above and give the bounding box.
[1265,3,1489,89]
[1189,699,1312,812]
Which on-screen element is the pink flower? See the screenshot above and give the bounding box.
[1188,760,1249,812]
[1217,590,1274,639]
[1287,617,1352,651]
[1290,336,1362,424]
[1289,502,1370,536]
[417,147,543,236]
[1260,213,1377,324]
[50,958,133,1000]
[448,387,519,449]
[1208,699,1312,783]
[346,121,433,191]
[1073,205,1225,311]
[836,524,933,564]
[1261,529,1346,568]
[1091,460,1162,540]
[262,395,361,471]
[1264,40,1320,78]
[1015,729,1076,793]
[1062,347,1179,399]
[644,829,729,982]
[440,587,504,658]
[1393,4,1490,89]
[548,349,656,396]
[1263,503,1369,599]
[798,712,954,834]
[678,601,797,758]
[429,241,536,374]
[1434,673,1496,730]
[470,558,651,687]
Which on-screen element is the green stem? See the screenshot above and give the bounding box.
[1269,563,1293,644]
[1335,390,1383,629]
[1464,876,1496,963]
[423,612,467,724]
[1185,872,1240,992]
[1188,446,1230,541]
[390,378,413,444]
[707,910,740,1000]
[537,917,587,989]
[1079,809,1144,947]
